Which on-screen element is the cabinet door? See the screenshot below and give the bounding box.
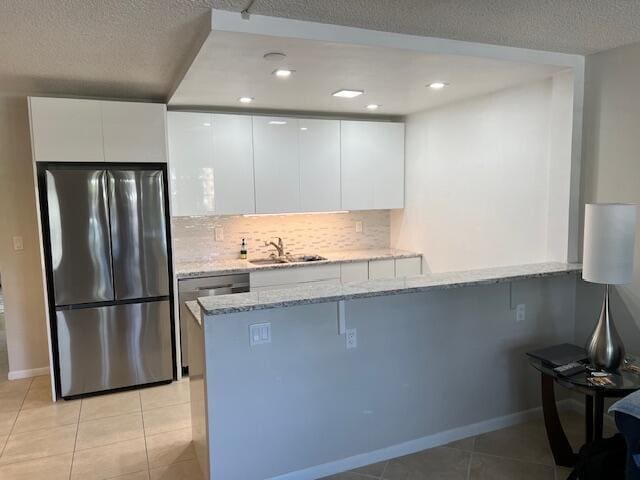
[340,261,369,283]
[341,121,405,210]
[211,114,255,214]
[167,112,216,216]
[299,119,340,212]
[102,101,167,163]
[368,259,396,280]
[29,97,104,163]
[253,116,300,213]
[395,257,422,277]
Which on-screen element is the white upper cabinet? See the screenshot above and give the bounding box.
[29,97,168,164]
[102,101,167,163]
[167,112,216,217]
[167,112,255,216]
[340,121,405,210]
[211,114,255,215]
[299,119,341,212]
[29,97,104,163]
[253,116,300,214]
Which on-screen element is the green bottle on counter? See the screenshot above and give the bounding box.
[240,238,247,259]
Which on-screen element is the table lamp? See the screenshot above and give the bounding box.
[583,203,638,371]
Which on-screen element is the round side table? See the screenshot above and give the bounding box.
[528,357,640,467]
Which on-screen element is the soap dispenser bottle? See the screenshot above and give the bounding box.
[240,238,247,259]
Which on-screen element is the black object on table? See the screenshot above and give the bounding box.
[527,345,640,468]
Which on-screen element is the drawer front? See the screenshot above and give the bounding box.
[250,264,341,288]
[395,257,422,277]
[251,278,340,292]
[368,259,396,280]
[340,262,369,284]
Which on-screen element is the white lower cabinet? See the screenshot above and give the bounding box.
[340,262,369,283]
[395,257,422,277]
[249,257,421,291]
[251,278,340,293]
[250,264,341,289]
[368,259,396,280]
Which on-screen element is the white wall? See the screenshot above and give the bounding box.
[0,93,50,377]
[203,275,577,480]
[576,41,640,351]
[391,73,574,273]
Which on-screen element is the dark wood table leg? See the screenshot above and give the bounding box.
[541,373,577,467]
[594,392,604,440]
[586,395,594,443]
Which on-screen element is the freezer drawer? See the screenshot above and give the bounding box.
[56,300,173,397]
[108,169,170,300]
[45,169,114,306]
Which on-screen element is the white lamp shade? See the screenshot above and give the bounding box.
[583,203,638,285]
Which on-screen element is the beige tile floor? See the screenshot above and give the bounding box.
[0,351,616,480]
[0,373,201,480]
[323,410,617,480]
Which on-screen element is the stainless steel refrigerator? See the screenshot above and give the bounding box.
[39,165,175,398]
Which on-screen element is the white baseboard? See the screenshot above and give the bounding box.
[8,366,50,380]
[269,400,574,480]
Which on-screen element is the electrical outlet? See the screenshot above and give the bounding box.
[249,323,271,346]
[12,236,24,251]
[214,226,224,242]
[355,221,363,233]
[346,328,357,349]
[516,304,526,322]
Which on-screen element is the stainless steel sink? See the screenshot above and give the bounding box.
[249,255,326,266]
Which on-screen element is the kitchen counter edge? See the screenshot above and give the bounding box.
[198,262,582,317]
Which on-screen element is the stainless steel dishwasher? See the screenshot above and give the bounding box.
[178,273,250,370]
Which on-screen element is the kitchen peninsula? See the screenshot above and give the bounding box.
[188,261,581,480]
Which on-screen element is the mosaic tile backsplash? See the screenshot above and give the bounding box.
[171,210,391,263]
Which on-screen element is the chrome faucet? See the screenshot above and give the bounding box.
[264,237,285,258]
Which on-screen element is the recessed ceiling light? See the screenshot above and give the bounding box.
[238,96,254,104]
[273,69,294,78]
[203,122,211,127]
[263,52,287,62]
[332,89,364,98]
[365,104,381,110]
[427,82,448,90]
[300,127,308,131]
[269,120,287,125]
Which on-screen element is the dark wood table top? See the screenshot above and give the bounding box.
[528,357,640,397]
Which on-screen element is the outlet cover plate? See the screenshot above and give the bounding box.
[249,322,271,346]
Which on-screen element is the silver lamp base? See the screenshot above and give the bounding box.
[587,284,625,371]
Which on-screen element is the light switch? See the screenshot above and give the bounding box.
[214,227,224,242]
[249,323,271,346]
[12,236,24,251]
[355,221,363,233]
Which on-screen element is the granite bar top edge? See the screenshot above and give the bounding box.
[198,262,583,316]
[175,248,422,279]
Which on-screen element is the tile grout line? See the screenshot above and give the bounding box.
[68,396,83,480]
[466,452,473,480]
[139,392,152,477]
[0,377,34,458]
[378,460,388,479]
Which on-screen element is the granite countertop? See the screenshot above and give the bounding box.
[198,262,582,316]
[175,248,422,279]
[185,300,202,327]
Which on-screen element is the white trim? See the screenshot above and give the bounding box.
[8,366,50,380]
[210,9,583,68]
[27,96,57,403]
[266,400,574,480]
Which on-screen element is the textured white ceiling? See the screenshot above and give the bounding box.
[1,1,639,100]
[170,31,566,115]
